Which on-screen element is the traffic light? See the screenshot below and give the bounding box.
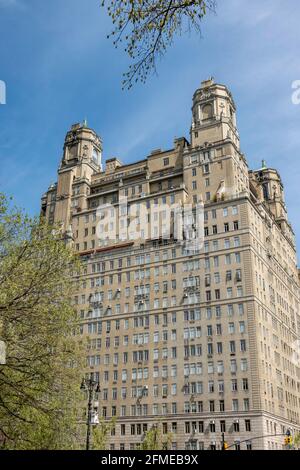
[284,436,293,445]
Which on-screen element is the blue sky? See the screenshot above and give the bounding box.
[0,0,300,260]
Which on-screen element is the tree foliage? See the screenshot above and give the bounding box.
[101,0,216,88]
[0,194,84,449]
[92,417,117,450]
[294,432,300,449]
[140,423,172,450]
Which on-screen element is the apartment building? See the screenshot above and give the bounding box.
[41,78,300,450]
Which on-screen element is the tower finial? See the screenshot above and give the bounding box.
[262,159,267,169]
[83,118,88,128]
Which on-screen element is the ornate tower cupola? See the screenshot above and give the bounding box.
[252,162,295,246]
[191,78,240,150]
[61,120,103,171]
[54,121,103,232]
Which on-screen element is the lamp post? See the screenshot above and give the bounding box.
[80,376,101,451]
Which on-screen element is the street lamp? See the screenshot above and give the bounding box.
[80,376,101,450]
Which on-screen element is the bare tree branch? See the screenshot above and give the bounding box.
[101,0,216,88]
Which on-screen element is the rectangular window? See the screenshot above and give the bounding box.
[203,163,210,174]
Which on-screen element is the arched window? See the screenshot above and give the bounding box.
[202,103,213,120]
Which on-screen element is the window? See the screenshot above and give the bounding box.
[121,424,126,436]
[244,398,250,411]
[224,223,229,232]
[213,240,219,251]
[206,308,212,319]
[163,157,169,166]
[235,253,241,263]
[234,237,240,247]
[243,378,249,391]
[203,163,210,174]
[231,379,238,392]
[232,401,239,413]
[234,442,241,451]
[238,304,244,315]
[207,325,212,336]
[233,221,239,230]
[216,306,221,318]
[202,104,213,120]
